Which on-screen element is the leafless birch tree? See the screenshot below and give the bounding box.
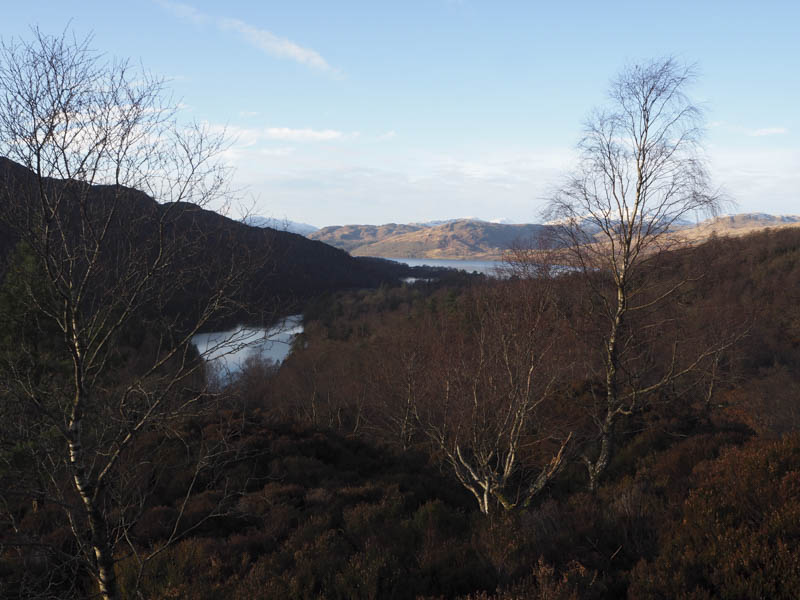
[414,281,572,515]
[0,29,253,599]
[546,58,724,490]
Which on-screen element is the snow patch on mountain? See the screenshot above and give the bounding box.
[244,216,319,236]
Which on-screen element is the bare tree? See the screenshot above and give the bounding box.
[545,58,724,490]
[414,281,572,515]
[0,29,252,599]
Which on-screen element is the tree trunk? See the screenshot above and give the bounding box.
[586,415,613,493]
[68,370,118,600]
[68,434,118,600]
[585,282,625,491]
[481,482,491,516]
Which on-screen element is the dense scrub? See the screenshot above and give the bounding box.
[114,418,496,600]
[3,228,800,598]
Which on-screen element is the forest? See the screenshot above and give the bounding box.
[1,29,799,600]
[3,224,800,598]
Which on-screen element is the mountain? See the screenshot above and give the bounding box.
[312,219,548,260]
[310,223,426,253]
[311,213,800,260]
[244,216,319,236]
[0,157,413,327]
[674,213,800,244]
[699,213,800,230]
[408,217,517,227]
[544,214,695,236]
[353,220,548,260]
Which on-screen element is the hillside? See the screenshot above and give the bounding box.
[9,226,794,599]
[0,157,412,326]
[310,214,800,260]
[679,213,800,241]
[312,219,548,260]
[310,223,425,253]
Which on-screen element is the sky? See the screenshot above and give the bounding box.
[2,1,798,227]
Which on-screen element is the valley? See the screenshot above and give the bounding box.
[1,20,798,600]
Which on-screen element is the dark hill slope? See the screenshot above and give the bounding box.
[0,157,409,325]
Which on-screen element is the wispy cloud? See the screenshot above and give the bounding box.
[749,127,788,137]
[265,127,346,141]
[709,121,789,137]
[220,144,584,225]
[211,123,356,145]
[156,1,337,73]
[157,0,209,25]
[258,146,295,157]
[218,18,334,72]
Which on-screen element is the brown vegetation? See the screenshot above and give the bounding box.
[3,220,800,598]
[2,37,799,598]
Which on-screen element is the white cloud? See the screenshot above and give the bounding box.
[156,1,336,73]
[155,0,209,25]
[209,123,353,145]
[749,127,788,137]
[258,147,295,157]
[709,146,800,214]
[708,121,789,137]
[378,130,397,140]
[207,132,580,225]
[219,17,334,73]
[433,151,574,185]
[265,127,345,141]
[436,158,510,181]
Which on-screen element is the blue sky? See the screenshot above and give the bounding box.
[2,1,798,226]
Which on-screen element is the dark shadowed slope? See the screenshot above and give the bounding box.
[0,157,411,327]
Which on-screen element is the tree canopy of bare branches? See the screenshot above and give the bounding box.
[546,58,724,490]
[413,281,572,515]
[0,29,250,599]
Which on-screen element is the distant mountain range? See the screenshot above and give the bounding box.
[244,216,319,236]
[674,213,800,244]
[310,219,548,260]
[695,213,800,230]
[309,214,800,260]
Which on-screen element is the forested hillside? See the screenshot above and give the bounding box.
[5,227,799,598]
[0,157,416,327]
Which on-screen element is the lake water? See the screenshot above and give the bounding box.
[192,315,303,375]
[384,257,503,275]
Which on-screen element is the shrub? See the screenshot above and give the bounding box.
[629,434,800,599]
